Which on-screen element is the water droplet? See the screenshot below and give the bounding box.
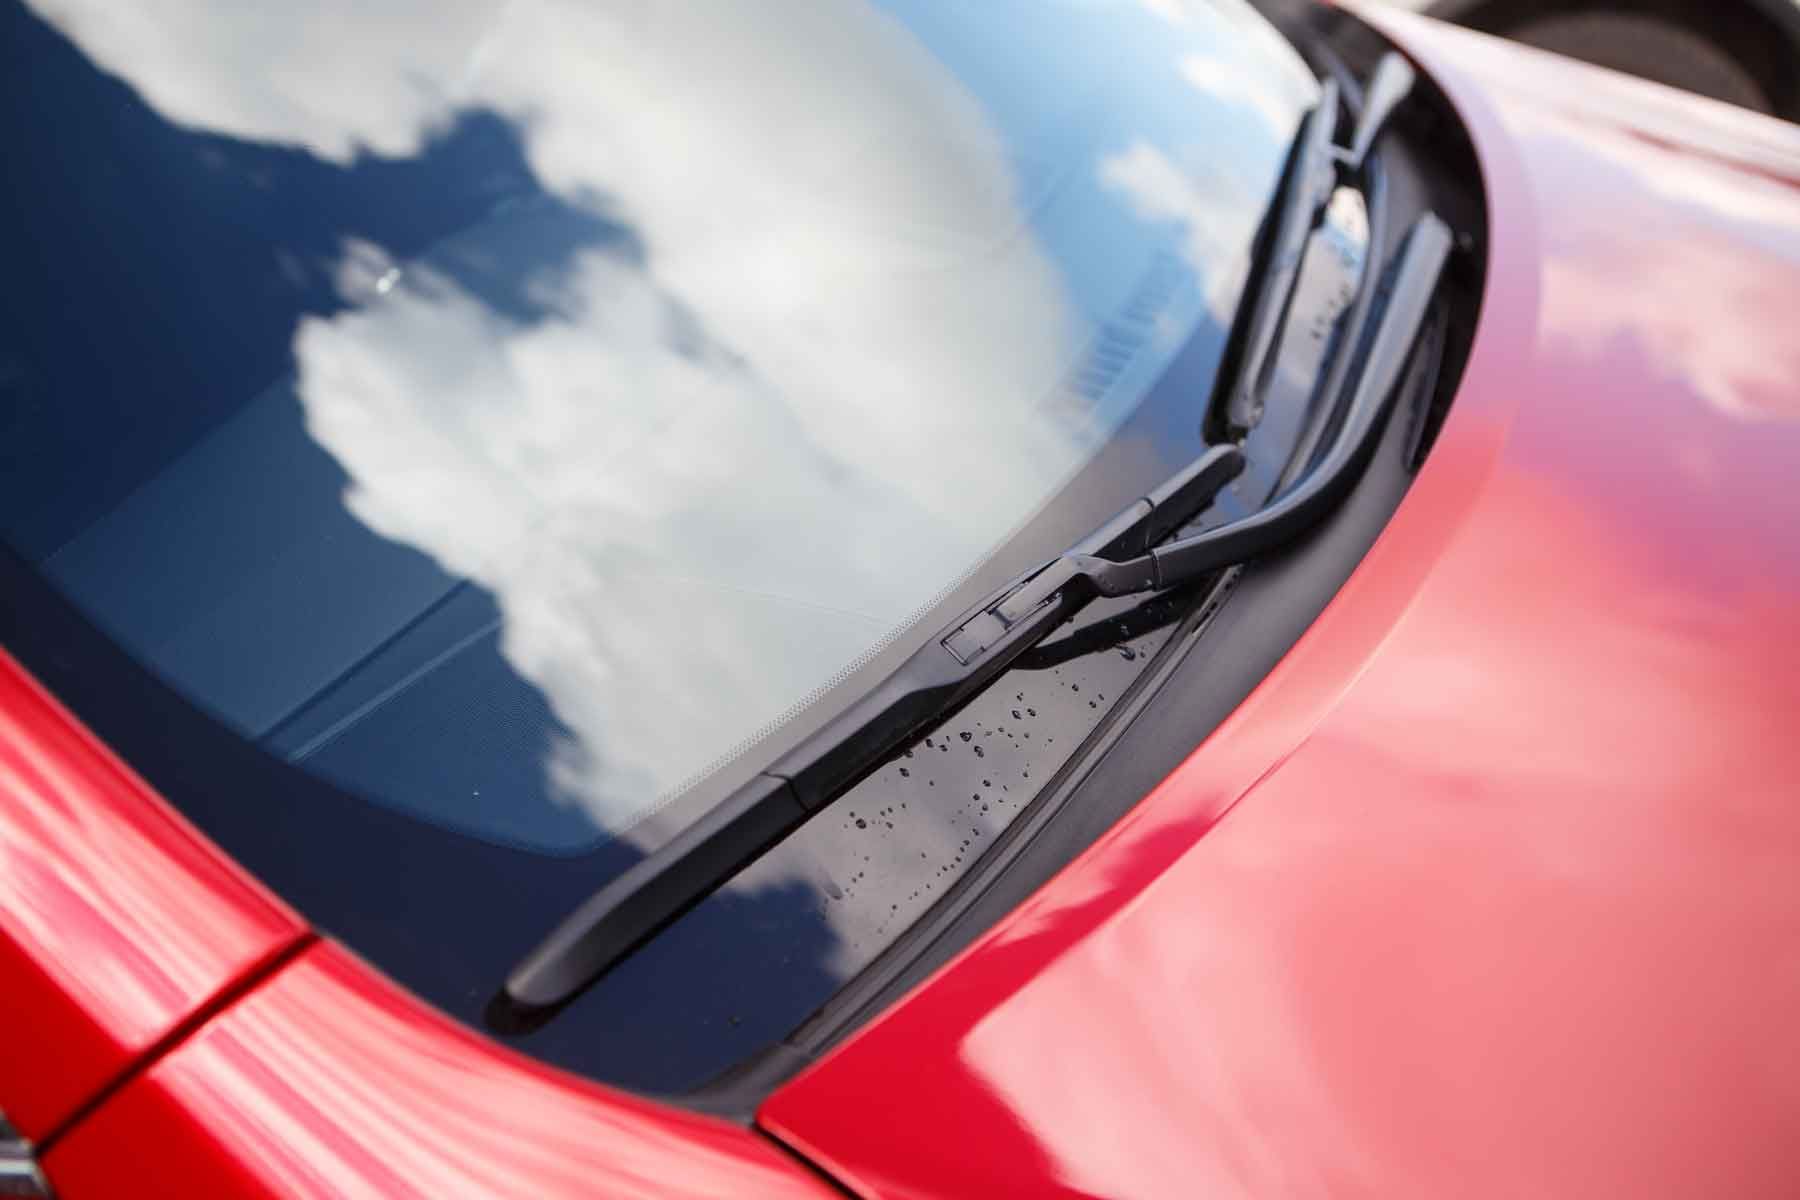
[959,730,973,742]
[1027,708,1037,717]
[1011,709,1022,720]
[1089,700,1097,708]
[855,818,868,829]
[898,767,910,778]
[1119,646,1137,661]
[973,745,985,758]
[1072,684,1080,692]
[982,779,991,787]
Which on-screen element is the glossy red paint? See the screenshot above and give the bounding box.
[41,940,833,1199]
[761,12,1800,1198]
[0,651,305,1142]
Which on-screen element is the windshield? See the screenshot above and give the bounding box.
[1,0,1316,1085]
[4,0,1314,851]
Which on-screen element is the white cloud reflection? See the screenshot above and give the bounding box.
[1101,141,1261,315]
[1506,106,1800,423]
[33,0,1096,832]
[1100,4,1315,318]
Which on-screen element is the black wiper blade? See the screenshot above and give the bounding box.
[497,444,1244,1019]
[1224,52,1417,434]
[1225,77,1341,433]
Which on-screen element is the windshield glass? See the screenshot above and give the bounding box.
[3,0,1315,854]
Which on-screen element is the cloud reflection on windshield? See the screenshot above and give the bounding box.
[33,0,1096,830]
[300,3,1102,830]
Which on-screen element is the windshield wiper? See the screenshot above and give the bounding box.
[496,59,1444,1022]
[1225,53,1416,434]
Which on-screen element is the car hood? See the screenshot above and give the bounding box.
[759,9,1800,1198]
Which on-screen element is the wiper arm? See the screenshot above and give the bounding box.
[1224,53,1417,434]
[498,59,1439,1022]
[1067,211,1449,599]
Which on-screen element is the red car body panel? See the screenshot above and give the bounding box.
[6,8,1800,1200]
[40,941,833,1200]
[0,651,305,1142]
[759,11,1800,1198]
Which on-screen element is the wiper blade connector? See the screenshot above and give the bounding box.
[1341,53,1417,172]
[1090,212,1451,596]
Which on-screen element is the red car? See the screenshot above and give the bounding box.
[3,1,1798,1196]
